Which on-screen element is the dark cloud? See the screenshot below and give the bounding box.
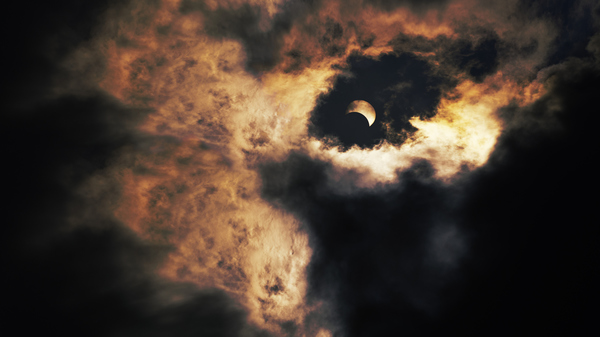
[3,93,270,337]
[260,55,599,337]
[454,36,500,82]
[180,0,323,73]
[5,220,268,337]
[364,0,450,13]
[392,28,502,83]
[260,154,466,336]
[518,0,599,67]
[3,1,270,335]
[2,0,112,109]
[177,0,446,75]
[390,33,441,55]
[319,18,347,57]
[434,56,599,336]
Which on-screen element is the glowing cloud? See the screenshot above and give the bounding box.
[66,0,563,334]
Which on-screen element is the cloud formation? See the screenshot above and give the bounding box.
[4,0,599,336]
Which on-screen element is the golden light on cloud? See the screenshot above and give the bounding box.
[308,74,543,187]
[77,0,557,334]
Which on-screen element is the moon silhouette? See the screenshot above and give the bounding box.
[346,100,376,126]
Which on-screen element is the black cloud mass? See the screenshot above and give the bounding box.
[3,0,599,336]
[261,58,600,336]
[3,1,270,336]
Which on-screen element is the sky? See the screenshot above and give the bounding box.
[3,0,599,336]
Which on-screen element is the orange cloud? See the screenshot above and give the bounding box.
[70,0,559,334]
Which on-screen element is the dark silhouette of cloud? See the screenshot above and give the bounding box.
[180,0,324,73]
[260,55,599,336]
[2,2,271,336]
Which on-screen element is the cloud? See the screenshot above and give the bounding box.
[5,0,599,336]
[260,154,463,311]
[3,93,273,336]
[258,49,600,335]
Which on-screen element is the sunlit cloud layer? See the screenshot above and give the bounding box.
[51,0,596,335]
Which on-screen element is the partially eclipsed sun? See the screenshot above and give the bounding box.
[346,100,376,126]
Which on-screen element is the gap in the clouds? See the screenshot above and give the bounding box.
[309,52,445,150]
